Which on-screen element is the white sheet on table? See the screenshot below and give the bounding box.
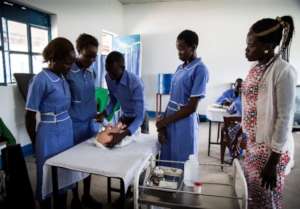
[45,134,159,193]
[206,105,236,122]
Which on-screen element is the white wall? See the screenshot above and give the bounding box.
[123,0,300,113]
[21,0,124,42]
[0,0,124,146]
[2,0,300,146]
[0,86,28,145]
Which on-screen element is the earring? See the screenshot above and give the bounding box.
[264,50,269,54]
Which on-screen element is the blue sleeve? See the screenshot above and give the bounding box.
[227,96,242,115]
[25,75,45,112]
[216,89,232,105]
[190,65,209,98]
[128,81,145,134]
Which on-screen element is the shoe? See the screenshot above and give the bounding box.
[81,194,102,209]
[71,197,83,209]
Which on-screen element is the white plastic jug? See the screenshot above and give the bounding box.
[183,154,200,187]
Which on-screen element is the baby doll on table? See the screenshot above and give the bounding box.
[95,123,127,148]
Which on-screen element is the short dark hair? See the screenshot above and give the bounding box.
[43,37,74,62]
[177,30,199,49]
[106,51,124,67]
[76,33,99,52]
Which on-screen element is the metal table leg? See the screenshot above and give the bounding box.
[107,177,112,203]
[107,177,126,209]
[52,166,59,209]
[217,122,221,143]
[120,179,125,209]
[208,120,212,156]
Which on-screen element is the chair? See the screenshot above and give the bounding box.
[220,116,243,166]
[13,73,35,102]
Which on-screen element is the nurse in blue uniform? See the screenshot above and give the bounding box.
[156,30,209,166]
[98,51,145,147]
[216,78,242,116]
[66,33,102,209]
[25,38,76,209]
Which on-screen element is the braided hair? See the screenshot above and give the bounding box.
[251,16,294,62]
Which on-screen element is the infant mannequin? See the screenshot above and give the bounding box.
[96,123,126,148]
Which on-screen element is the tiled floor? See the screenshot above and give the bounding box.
[24,121,300,209]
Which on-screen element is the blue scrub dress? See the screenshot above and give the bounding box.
[160,58,209,165]
[26,69,74,200]
[66,64,99,144]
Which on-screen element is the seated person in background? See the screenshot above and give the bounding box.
[216,78,243,115]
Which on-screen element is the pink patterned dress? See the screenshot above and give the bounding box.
[242,65,290,209]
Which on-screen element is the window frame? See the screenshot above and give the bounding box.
[0,17,6,85]
[0,1,51,85]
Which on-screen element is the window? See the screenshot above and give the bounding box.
[0,1,51,85]
[0,27,4,83]
[8,20,28,52]
[100,31,114,55]
[0,52,4,83]
[31,27,48,53]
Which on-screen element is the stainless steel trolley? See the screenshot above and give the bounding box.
[134,155,248,209]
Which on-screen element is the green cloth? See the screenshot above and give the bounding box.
[95,87,120,121]
[0,118,16,145]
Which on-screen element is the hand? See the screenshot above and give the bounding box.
[156,115,163,122]
[157,128,167,144]
[107,129,129,148]
[96,111,106,122]
[223,101,231,107]
[116,122,127,130]
[105,123,126,133]
[260,152,280,190]
[156,118,168,130]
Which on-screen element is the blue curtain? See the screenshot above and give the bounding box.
[93,34,142,120]
[125,42,141,77]
[113,34,141,77]
[93,54,107,88]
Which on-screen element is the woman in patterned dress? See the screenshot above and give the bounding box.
[243,16,296,209]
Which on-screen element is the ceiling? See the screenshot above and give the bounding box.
[118,0,198,5]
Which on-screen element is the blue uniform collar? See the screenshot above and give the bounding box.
[179,57,202,70]
[107,70,129,86]
[43,68,64,82]
[70,63,93,74]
